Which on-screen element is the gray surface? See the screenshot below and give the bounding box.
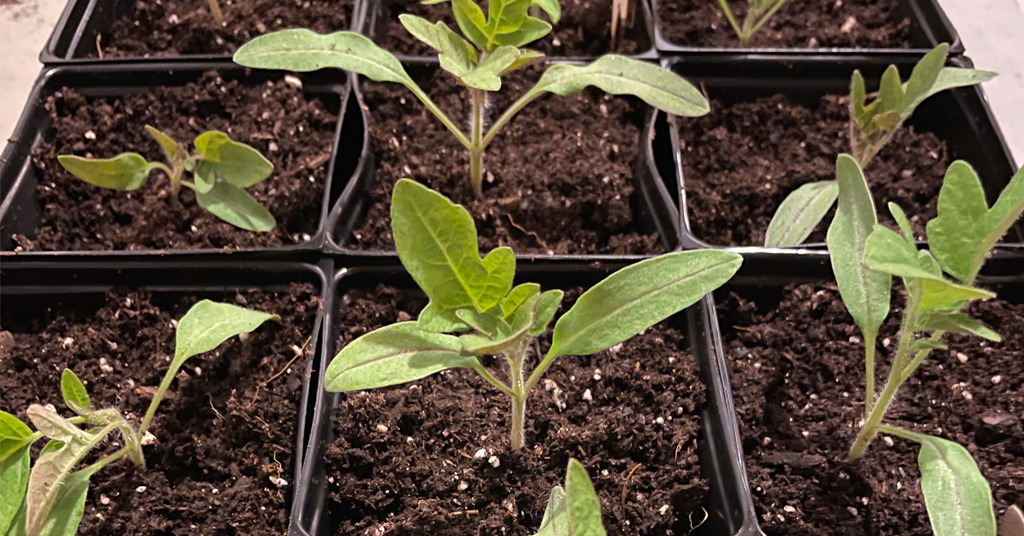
[0,0,1020,160]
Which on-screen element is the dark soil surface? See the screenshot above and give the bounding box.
[720,284,1024,535]
[656,0,912,48]
[324,285,708,535]
[680,94,949,246]
[94,0,353,58]
[373,0,644,57]
[16,72,337,252]
[349,67,664,255]
[0,284,322,535]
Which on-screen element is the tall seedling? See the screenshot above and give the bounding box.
[325,179,741,449]
[764,44,996,247]
[0,301,277,536]
[233,0,709,197]
[827,154,1024,536]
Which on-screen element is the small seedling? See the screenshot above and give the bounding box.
[233,0,709,197]
[58,125,276,232]
[325,179,741,449]
[715,0,790,45]
[764,43,996,247]
[0,301,277,536]
[530,459,606,536]
[610,0,630,51]
[827,154,1024,535]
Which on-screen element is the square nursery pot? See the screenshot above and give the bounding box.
[359,0,657,62]
[651,0,963,56]
[325,61,682,264]
[0,62,359,259]
[288,264,755,536]
[706,253,1024,535]
[664,55,1021,255]
[0,259,330,534]
[39,0,359,64]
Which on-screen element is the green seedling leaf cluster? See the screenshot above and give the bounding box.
[826,154,1024,536]
[57,126,276,232]
[325,179,741,449]
[715,0,791,45]
[532,459,607,536]
[233,0,709,197]
[764,44,996,247]
[0,301,277,536]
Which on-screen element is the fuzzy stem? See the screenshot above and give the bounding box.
[407,85,473,149]
[139,361,182,435]
[469,88,486,197]
[863,334,877,416]
[507,344,529,450]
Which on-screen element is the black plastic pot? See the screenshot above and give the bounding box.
[0,62,358,259]
[288,264,754,535]
[360,0,657,62]
[38,0,360,64]
[324,61,682,263]
[0,258,332,528]
[664,55,1021,253]
[651,0,963,57]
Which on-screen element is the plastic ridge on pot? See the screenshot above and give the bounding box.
[0,62,356,259]
[662,54,1021,254]
[324,59,683,263]
[651,0,964,57]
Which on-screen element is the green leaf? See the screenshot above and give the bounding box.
[565,459,607,536]
[60,369,90,413]
[877,65,904,117]
[462,46,520,91]
[31,465,101,536]
[924,67,997,103]
[418,302,471,332]
[485,0,531,38]
[850,70,868,125]
[532,486,568,536]
[233,30,415,87]
[501,283,541,317]
[193,130,274,189]
[3,500,24,536]
[900,43,947,112]
[172,300,277,377]
[391,179,516,323]
[1000,506,1024,536]
[144,125,181,161]
[25,437,91,536]
[914,434,997,536]
[492,16,551,47]
[529,56,709,118]
[528,289,563,336]
[531,0,561,24]
[451,0,489,50]
[918,279,995,314]
[0,412,32,443]
[399,14,441,49]
[325,322,478,391]
[0,439,29,535]
[927,161,1024,283]
[436,21,479,80]
[763,180,838,247]
[57,153,153,191]
[503,48,545,74]
[910,338,948,352]
[826,154,890,346]
[919,312,1000,342]
[26,406,87,445]
[548,250,741,359]
[459,293,539,354]
[456,309,510,338]
[888,202,915,242]
[195,180,277,231]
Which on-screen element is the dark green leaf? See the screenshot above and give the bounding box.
[60,369,90,413]
[763,180,838,247]
[57,153,153,191]
[0,438,29,535]
[195,180,277,231]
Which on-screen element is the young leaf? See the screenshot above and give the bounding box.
[917,279,995,314]
[925,67,997,102]
[484,0,531,39]
[826,154,890,346]
[172,300,278,376]
[0,424,30,535]
[462,45,520,91]
[26,406,87,445]
[325,322,479,392]
[0,412,34,461]
[531,0,561,24]
[918,312,1000,342]
[927,161,1024,283]
[565,459,607,536]
[532,486,568,536]
[900,43,947,112]
[25,439,91,536]
[763,180,839,247]
[530,55,710,117]
[399,14,441,49]
[193,130,274,188]
[436,21,479,81]
[233,30,415,87]
[460,293,539,354]
[492,16,551,48]
[451,0,489,50]
[59,369,90,413]
[501,283,542,317]
[57,154,153,191]
[548,250,741,359]
[876,65,904,115]
[888,202,915,243]
[528,289,563,336]
[456,309,511,338]
[391,179,515,320]
[144,125,180,161]
[1001,506,1024,536]
[915,434,997,536]
[195,180,277,231]
[909,338,947,352]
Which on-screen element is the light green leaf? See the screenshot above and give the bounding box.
[193,130,274,188]
[764,180,838,247]
[492,16,551,47]
[31,466,98,536]
[565,459,606,536]
[827,154,890,346]
[501,283,541,318]
[451,0,489,50]
[919,312,1000,342]
[144,125,180,161]
[325,322,478,391]
[877,65,904,117]
[485,0,531,38]
[418,302,471,332]
[436,21,479,80]
[462,46,520,91]
[399,14,441,49]
[391,179,516,321]
[910,338,948,352]
[548,250,741,359]
[529,56,709,117]
[195,180,277,231]
[918,279,995,313]
[233,30,415,87]
[456,309,510,338]
[915,434,997,536]
[57,153,153,191]
[532,486,568,536]
[1001,506,1024,536]
[0,412,32,442]
[888,202,915,242]
[850,70,868,124]
[863,225,933,280]
[900,43,947,112]
[528,289,563,336]
[60,369,90,413]
[927,161,1024,283]
[503,48,545,74]
[460,293,539,354]
[172,300,277,376]
[0,439,29,535]
[918,67,997,109]
[531,0,561,24]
